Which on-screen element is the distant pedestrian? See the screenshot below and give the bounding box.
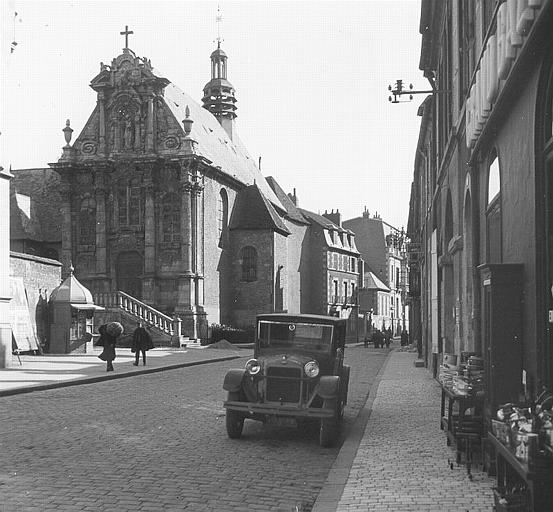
[97,322,124,372]
[131,321,154,366]
[371,329,383,348]
[384,328,392,348]
[401,329,409,347]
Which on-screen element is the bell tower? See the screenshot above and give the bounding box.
[201,9,237,140]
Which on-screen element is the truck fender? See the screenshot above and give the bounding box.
[341,365,351,405]
[318,375,340,399]
[223,369,246,392]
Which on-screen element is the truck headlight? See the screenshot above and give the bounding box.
[245,358,261,375]
[304,361,319,378]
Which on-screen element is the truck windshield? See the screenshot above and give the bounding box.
[258,321,333,352]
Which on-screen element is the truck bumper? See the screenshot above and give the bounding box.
[223,400,335,419]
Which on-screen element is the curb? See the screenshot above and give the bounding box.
[311,349,394,512]
[0,354,242,398]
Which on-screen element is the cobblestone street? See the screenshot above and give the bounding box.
[0,346,389,512]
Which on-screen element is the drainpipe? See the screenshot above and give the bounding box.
[471,162,481,355]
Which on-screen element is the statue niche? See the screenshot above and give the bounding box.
[108,99,143,152]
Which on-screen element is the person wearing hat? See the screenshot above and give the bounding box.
[97,322,124,372]
[131,321,154,366]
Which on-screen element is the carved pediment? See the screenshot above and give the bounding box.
[61,49,192,163]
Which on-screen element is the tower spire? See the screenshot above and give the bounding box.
[216,4,223,48]
[202,5,237,141]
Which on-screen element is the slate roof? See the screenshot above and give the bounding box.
[343,216,388,284]
[299,208,352,233]
[161,82,283,210]
[10,168,62,242]
[363,271,390,292]
[265,176,308,225]
[229,184,290,236]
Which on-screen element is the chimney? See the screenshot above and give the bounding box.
[323,208,341,227]
[287,187,299,206]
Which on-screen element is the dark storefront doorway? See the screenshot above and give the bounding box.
[116,251,143,299]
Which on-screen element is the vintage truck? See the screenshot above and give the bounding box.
[223,314,350,447]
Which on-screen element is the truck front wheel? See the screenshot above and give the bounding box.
[226,391,245,439]
[319,398,341,447]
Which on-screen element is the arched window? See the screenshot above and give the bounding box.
[218,188,228,236]
[118,178,143,227]
[240,246,257,282]
[161,192,181,243]
[486,154,502,263]
[79,198,96,245]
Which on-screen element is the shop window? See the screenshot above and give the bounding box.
[240,246,257,282]
[486,155,502,263]
[79,198,96,245]
[161,192,181,243]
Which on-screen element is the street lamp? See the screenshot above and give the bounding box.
[387,79,442,104]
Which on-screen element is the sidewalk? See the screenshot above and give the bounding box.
[313,350,496,512]
[0,345,245,397]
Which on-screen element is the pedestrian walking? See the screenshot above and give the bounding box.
[97,322,124,372]
[371,328,383,348]
[384,328,392,348]
[131,321,154,366]
[401,329,409,347]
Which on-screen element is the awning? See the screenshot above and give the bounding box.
[70,303,105,311]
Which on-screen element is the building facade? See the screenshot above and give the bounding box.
[343,210,409,336]
[408,0,553,410]
[9,35,363,346]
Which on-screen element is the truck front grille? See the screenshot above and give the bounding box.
[266,366,302,403]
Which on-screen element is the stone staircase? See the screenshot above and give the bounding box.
[93,291,192,348]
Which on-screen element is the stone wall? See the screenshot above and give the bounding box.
[230,230,275,328]
[9,251,62,347]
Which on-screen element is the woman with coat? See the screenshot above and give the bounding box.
[131,321,154,366]
[97,322,124,372]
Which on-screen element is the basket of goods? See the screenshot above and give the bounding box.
[491,419,511,446]
[106,321,124,338]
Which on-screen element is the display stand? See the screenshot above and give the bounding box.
[440,385,484,477]
[488,433,553,512]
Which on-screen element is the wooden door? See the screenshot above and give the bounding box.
[116,251,143,299]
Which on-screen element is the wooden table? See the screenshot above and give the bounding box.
[488,433,553,511]
[440,385,484,476]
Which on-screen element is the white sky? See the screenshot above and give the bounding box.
[1,0,426,230]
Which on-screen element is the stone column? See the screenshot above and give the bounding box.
[143,165,156,305]
[59,176,73,278]
[98,91,106,155]
[175,162,196,338]
[0,167,13,368]
[193,182,205,312]
[94,168,109,295]
[146,92,154,152]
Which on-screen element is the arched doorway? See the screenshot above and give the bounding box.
[116,251,143,299]
[443,190,454,354]
[463,186,474,353]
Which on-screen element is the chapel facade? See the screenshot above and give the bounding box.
[48,37,294,338]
